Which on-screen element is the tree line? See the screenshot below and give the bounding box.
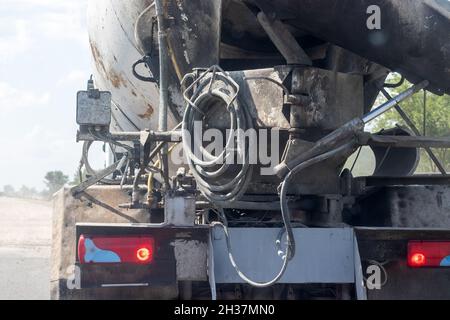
[1,171,70,200]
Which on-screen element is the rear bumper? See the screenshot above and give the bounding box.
[74,223,450,300]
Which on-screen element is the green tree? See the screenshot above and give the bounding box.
[44,171,69,195]
[371,75,450,173]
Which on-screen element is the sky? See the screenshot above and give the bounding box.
[0,0,95,190]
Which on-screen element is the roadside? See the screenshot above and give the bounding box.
[0,197,52,300]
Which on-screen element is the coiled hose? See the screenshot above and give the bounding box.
[182,70,254,204]
[182,67,356,287]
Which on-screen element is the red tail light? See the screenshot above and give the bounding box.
[78,235,155,265]
[136,247,151,262]
[408,241,450,268]
[409,253,426,267]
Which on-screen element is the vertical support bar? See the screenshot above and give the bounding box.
[208,231,217,300]
[423,90,427,136]
[353,235,368,300]
[155,0,170,189]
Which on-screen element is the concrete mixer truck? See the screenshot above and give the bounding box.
[51,0,450,300]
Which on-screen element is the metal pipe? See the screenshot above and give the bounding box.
[257,12,312,66]
[71,155,128,196]
[275,81,429,178]
[362,81,429,124]
[109,132,141,140]
[108,131,182,143]
[196,199,317,211]
[380,88,446,175]
[360,134,450,149]
[155,0,170,189]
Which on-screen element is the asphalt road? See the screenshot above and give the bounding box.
[0,197,52,300]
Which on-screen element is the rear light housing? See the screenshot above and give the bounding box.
[408,241,450,268]
[78,235,155,265]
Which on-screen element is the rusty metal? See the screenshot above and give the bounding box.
[87,0,167,133]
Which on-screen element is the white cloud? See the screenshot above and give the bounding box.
[0,0,91,189]
[0,0,89,61]
[36,10,89,45]
[57,69,89,87]
[0,82,51,111]
[22,125,73,154]
[0,19,32,60]
[2,0,88,17]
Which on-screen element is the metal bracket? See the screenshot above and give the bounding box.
[71,156,128,196]
[257,12,312,66]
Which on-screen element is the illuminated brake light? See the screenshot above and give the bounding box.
[409,253,426,267]
[408,241,450,268]
[137,247,151,262]
[78,235,155,265]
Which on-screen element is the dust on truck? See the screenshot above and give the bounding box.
[51,0,450,300]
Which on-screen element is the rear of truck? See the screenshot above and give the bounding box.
[51,0,450,300]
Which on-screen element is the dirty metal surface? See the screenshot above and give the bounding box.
[88,0,222,133]
[76,91,112,127]
[51,186,178,299]
[356,185,450,229]
[239,0,450,95]
[212,228,355,284]
[358,175,450,188]
[290,67,364,130]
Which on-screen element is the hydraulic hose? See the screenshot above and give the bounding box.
[212,142,355,288]
[212,220,291,288]
[279,142,356,259]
